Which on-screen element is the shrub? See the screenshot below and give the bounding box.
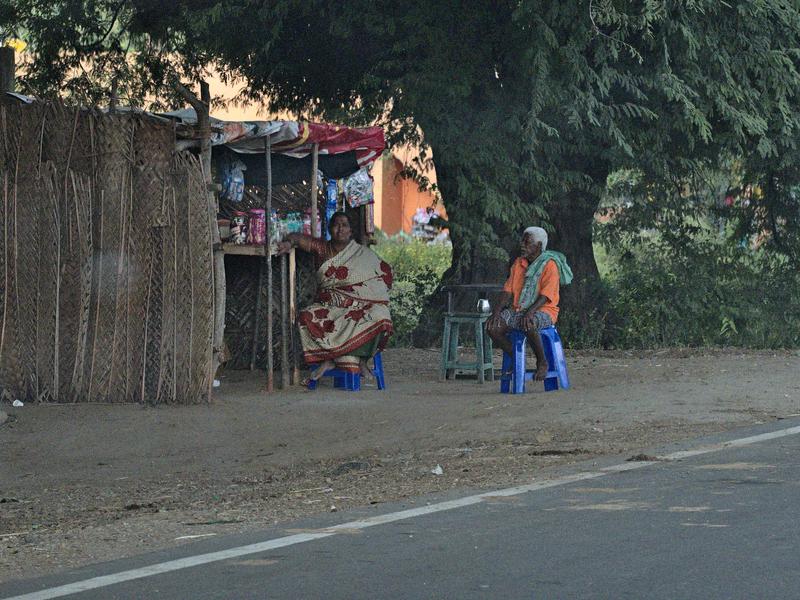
[603,235,800,348]
[374,233,452,345]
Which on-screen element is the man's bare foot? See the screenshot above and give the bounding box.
[534,361,549,381]
[303,360,334,386]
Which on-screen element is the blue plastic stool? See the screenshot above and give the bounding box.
[500,327,570,394]
[307,353,386,391]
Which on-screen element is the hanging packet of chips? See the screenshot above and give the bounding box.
[344,168,374,208]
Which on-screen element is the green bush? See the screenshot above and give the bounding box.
[603,236,800,348]
[554,277,612,350]
[374,233,452,345]
[373,225,800,350]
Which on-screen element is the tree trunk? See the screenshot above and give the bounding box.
[546,188,607,344]
[200,85,227,382]
[173,80,226,380]
[411,153,520,346]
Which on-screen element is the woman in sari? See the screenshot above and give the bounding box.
[276,212,393,384]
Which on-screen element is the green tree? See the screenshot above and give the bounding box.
[192,0,800,336]
[5,1,800,342]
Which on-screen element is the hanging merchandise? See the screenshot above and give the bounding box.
[221,159,247,203]
[325,179,338,240]
[305,208,321,237]
[344,167,374,208]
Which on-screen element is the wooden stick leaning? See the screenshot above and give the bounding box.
[280,252,289,388]
[0,176,7,366]
[265,136,274,392]
[250,260,263,371]
[289,248,298,385]
[310,143,319,239]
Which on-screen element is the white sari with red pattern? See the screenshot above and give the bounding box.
[298,240,393,372]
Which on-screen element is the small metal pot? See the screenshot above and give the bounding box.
[477,298,491,314]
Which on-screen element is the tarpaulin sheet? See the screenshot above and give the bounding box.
[160,109,384,169]
[216,146,361,187]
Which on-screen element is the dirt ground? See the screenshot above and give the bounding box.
[2,347,799,583]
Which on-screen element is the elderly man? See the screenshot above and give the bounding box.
[487,226,572,381]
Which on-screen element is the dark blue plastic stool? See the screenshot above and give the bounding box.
[500,327,570,394]
[307,353,386,391]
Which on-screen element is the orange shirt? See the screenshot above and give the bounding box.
[502,257,560,323]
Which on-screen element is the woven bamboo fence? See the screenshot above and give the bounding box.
[0,102,214,404]
[224,253,316,371]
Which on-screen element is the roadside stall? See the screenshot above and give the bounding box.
[0,95,384,403]
[164,112,386,391]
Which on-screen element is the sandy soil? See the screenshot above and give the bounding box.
[1,347,799,582]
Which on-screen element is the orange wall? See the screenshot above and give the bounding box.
[373,154,446,235]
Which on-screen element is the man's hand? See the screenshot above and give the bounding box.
[523,309,538,332]
[275,240,292,255]
[487,311,504,332]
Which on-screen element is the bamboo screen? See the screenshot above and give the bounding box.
[0,102,214,404]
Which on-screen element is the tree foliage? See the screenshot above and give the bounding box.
[0,1,291,107]
[4,0,800,341]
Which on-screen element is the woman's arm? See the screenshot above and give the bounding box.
[275,233,328,258]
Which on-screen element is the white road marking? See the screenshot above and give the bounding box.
[660,425,800,461]
[601,461,658,472]
[5,423,800,600]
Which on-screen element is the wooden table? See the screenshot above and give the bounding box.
[222,243,298,387]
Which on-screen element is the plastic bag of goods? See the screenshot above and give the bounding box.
[221,160,246,203]
[269,210,281,243]
[344,168,374,208]
[325,180,338,240]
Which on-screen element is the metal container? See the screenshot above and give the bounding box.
[477,298,491,314]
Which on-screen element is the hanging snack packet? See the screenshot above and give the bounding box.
[344,168,374,208]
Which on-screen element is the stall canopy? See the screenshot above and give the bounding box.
[162,109,385,185]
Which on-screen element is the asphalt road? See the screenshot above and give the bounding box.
[3,420,800,600]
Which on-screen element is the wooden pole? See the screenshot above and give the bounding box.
[280,253,289,388]
[202,83,226,400]
[0,47,14,93]
[265,136,274,392]
[250,260,264,371]
[110,76,119,113]
[289,248,299,384]
[310,143,319,237]
[174,79,223,399]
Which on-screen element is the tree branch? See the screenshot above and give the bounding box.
[172,79,206,115]
[588,0,643,63]
[80,0,129,53]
